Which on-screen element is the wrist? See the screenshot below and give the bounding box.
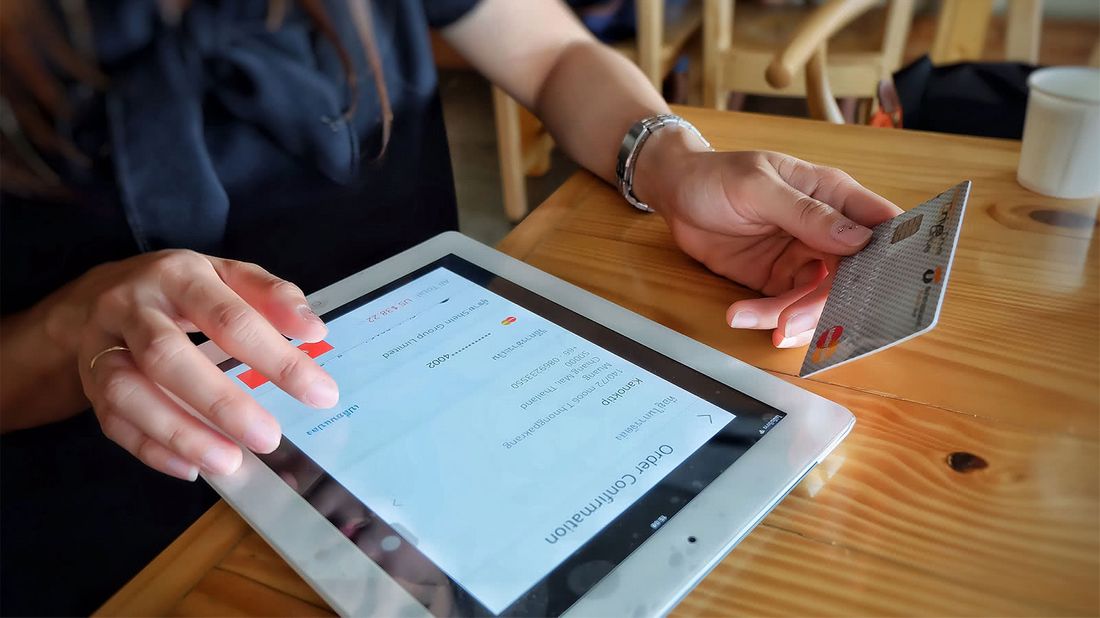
[630,124,711,215]
[39,286,85,357]
[0,301,86,430]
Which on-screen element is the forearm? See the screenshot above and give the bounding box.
[0,303,88,432]
[534,40,713,212]
[443,0,707,209]
[532,40,668,184]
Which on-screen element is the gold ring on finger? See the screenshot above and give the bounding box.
[89,345,131,372]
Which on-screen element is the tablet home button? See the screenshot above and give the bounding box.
[380,535,401,552]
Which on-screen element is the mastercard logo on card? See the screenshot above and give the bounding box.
[923,266,944,284]
[501,316,517,325]
[811,326,844,364]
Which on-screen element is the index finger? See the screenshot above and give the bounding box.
[208,258,328,344]
[169,266,339,410]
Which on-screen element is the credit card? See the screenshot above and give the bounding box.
[799,181,971,378]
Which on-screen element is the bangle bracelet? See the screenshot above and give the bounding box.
[615,114,711,212]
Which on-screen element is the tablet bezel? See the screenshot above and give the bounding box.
[199,231,854,617]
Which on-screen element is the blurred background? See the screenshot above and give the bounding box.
[439,0,1100,245]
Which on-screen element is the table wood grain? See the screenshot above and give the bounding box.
[97,108,1100,617]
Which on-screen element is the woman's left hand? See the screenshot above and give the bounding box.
[635,131,903,348]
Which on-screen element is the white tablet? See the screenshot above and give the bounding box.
[201,231,854,617]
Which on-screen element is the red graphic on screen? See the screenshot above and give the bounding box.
[501,316,517,325]
[238,340,334,389]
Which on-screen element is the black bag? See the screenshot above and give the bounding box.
[893,55,1038,139]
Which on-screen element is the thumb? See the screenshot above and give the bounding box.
[766,182,875,255]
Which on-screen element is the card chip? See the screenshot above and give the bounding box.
[891,214,924,244]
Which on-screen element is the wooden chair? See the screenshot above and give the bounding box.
[439,1,704,223]
[703,0,916,122]
[929,1,1100,84]
[757,0,1059,125]
[490,88,555,222]
[617,0,704,89]
[930,0,1043,65]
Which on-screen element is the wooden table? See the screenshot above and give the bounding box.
[98,109,1100,617]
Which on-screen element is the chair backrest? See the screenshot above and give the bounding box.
[932,0,1043,65]
[766,0,916,91]
[881,0,918,72]
[762,0,920,124]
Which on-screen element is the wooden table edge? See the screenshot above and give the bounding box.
[95,501,251,617]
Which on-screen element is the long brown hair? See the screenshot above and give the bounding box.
[0,0,392,200]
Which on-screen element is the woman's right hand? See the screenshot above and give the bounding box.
[41,250,339,481]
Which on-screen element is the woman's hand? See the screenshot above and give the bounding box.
[635,129,903,348]
[31,250,338,480]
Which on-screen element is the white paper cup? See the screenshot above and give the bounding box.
[1017,66,1100,199]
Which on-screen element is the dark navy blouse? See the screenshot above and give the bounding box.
[0,1,478,614]
[2,0,478,314]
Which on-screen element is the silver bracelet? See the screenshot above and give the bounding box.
[615,113,712,212]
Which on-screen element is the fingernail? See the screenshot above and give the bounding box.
[244,419,281,453]
[201,447,241,475]
[778,331,814,349]
[165,456,199,481]
[730,311,758,328]
[305,377,339,409]
[784,313,816,338]
[298,304,324,325]
[833,221,873,247]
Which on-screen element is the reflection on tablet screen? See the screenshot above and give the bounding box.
[221,255,785,616]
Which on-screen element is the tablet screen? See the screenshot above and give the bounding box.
[222,255,785,616]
